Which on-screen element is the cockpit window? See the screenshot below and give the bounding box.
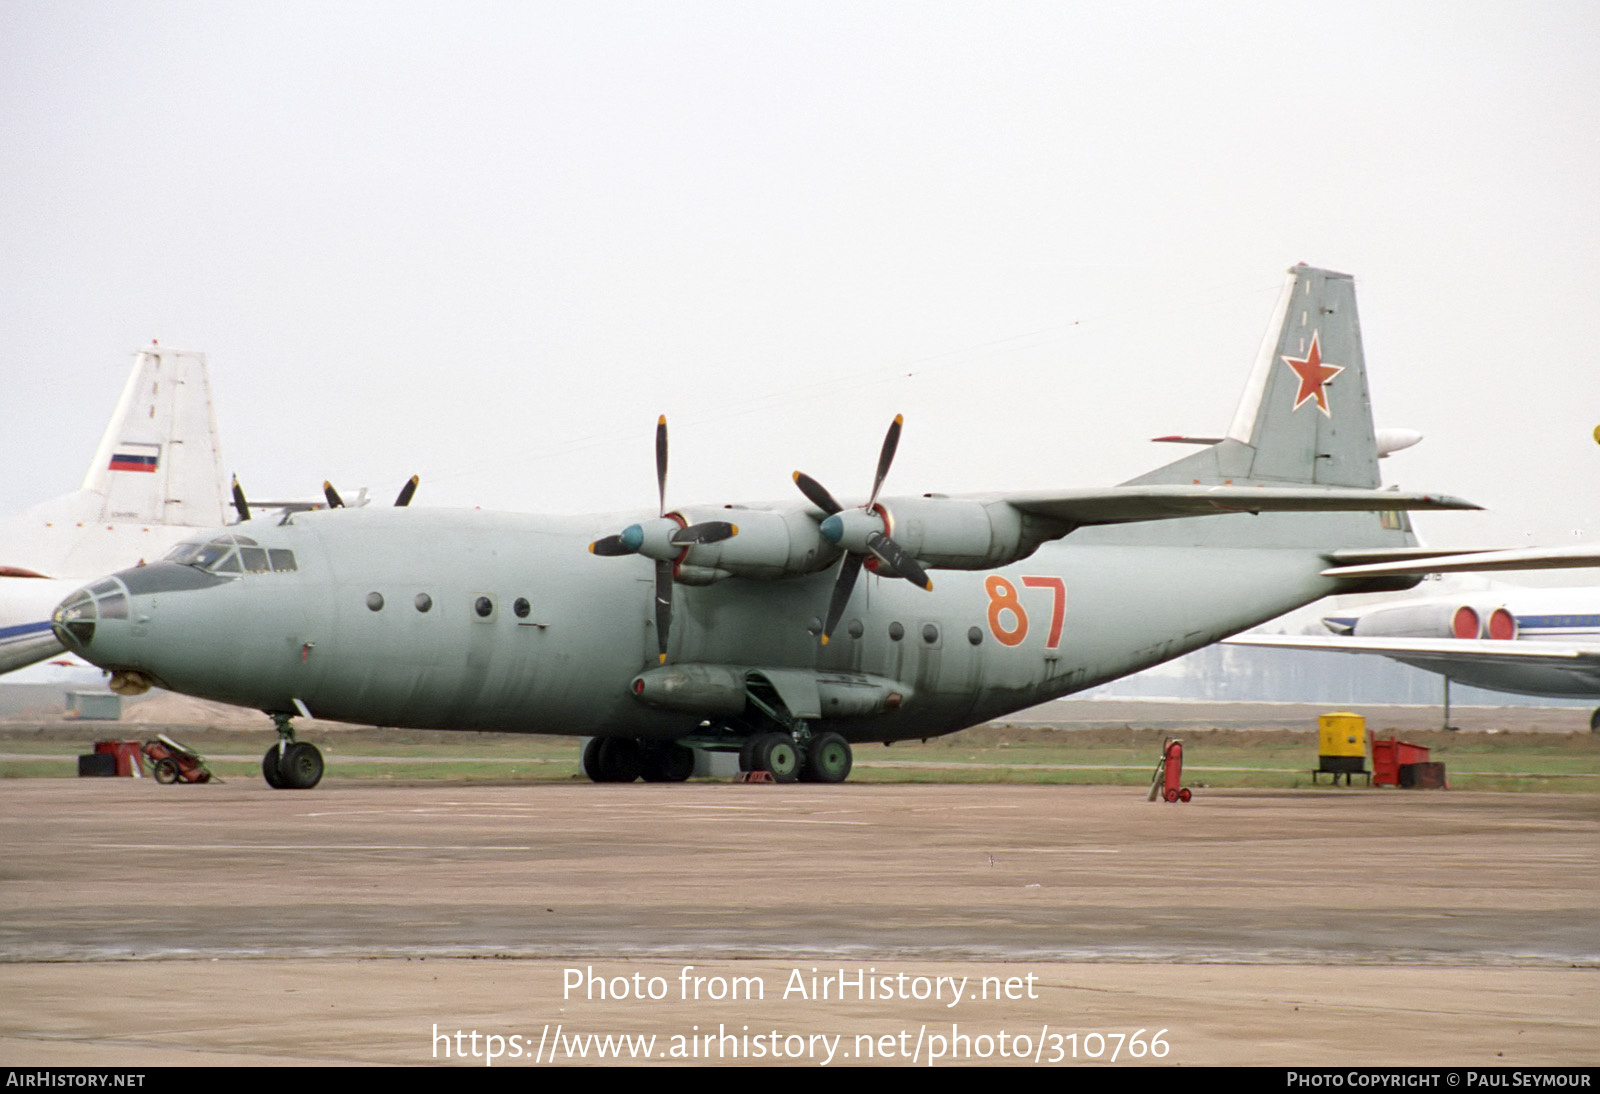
[192,541,233,569]
[165,535,296,575]
[164,540,207,565]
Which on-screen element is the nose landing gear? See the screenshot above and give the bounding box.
[262,712,324,789]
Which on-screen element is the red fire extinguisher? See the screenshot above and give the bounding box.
[1147,737,1192,803]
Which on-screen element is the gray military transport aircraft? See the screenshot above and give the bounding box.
[52,265,1480,788]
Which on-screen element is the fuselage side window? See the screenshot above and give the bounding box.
[239,547,271,573]
[268,549,297,573]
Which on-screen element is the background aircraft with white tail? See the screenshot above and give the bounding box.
[0,346,231,675]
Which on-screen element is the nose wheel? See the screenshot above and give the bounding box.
[262,713,324,789]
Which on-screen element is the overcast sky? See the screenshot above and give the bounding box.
[4,2,1597,560]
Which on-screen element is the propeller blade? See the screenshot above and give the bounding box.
[820,553,864,646]
[230,476,251,523]
[865,531,932,591]
[589,534,636,557]
[868,414,903,509]
[793,471,843,516]
[654,559,674,663]
[655,415,668,517]
[670,520,738,548]
[394,475,419,507]
[323,481,345,509]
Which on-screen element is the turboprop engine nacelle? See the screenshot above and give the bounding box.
[672,507,834,581]
[820,497,1046,571]
[1350,602,1518,641]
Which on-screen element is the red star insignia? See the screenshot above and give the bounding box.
[1280,330,1343,416]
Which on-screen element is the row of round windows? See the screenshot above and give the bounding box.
[825,619,986,646]
[362,592,986,643]
[365,592,532,618]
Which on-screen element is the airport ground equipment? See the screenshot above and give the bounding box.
[88,739,143,777]
[1314,711,1370,785]
[140,734,214,784]
[1147,737,1192,803]
[1371,736,1445,789]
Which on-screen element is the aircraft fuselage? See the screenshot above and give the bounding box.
[61,504,1348,743]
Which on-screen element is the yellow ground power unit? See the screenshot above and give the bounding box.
[1315,711,1369,785]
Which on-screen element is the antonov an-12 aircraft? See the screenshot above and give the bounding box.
[53,266,1480,788]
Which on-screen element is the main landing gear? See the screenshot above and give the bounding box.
[583,731,854,784]
[583,738,697,783]
[261,711,323,790]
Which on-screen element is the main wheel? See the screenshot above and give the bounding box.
[641,742,695,783]
[262,745,287,789]
[153,758,180,784]
[589,737,642,783]
[582,737,606,782]
[752,732,799,783]
[278,742,324,790]
[802,732,852,783]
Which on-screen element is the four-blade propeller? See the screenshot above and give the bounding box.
[792,414,932,645]
[588,416,737,663]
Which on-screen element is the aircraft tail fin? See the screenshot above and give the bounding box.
[1129,265,1380,489]
[78,347,229,527]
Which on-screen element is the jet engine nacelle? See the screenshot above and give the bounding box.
[1352,602,1518,640]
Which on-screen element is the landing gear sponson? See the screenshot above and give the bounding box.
[261,711,324,789]
[583,731,853,784]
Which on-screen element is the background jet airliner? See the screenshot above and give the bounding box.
[52,265,1481,788]
[0,346,231,675]
[1227,544,1600,731]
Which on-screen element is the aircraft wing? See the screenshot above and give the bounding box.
[1322,544,1600,579]
[1223,633,1600,671]
[1004,485,1478,528]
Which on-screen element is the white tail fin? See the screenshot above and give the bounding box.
[79,347,228,526]
[4,347,229,579]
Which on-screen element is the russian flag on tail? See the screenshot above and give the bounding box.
[109,441,159,473]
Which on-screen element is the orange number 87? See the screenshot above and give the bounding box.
[985,574,1067,649]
